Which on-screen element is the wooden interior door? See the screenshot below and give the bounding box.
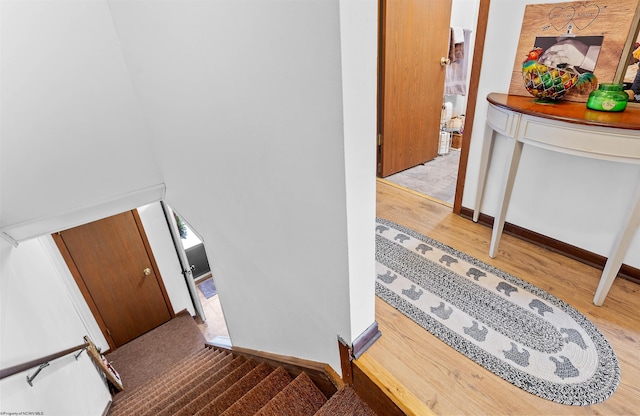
[55,210,173,349]
[378,0,453,177]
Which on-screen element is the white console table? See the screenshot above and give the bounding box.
[473,93,640,306]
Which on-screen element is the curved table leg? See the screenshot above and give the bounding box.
[473,124,496,222]
[593,171,640,306]
[489,137,523,258]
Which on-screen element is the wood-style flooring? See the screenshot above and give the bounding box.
[360,180,640,415]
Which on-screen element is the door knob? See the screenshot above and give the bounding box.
[440,57,451,66]
[143,268,151,276]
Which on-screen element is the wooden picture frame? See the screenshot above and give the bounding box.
[509,0,640,102]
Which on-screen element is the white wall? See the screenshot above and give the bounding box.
[463,0,640,269]
[0,239,111,416]
[0,0,164,240]
[107,0,377,372]
[1,0,377,379]
[451,0,480,29]
[339,0,378,344]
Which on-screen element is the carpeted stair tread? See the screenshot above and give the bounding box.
[106,310,206,400]
[172,359,258,416]
[193,362,274,416]
[109,349,227,416]
[254,372,327,416]
[140,352,234,415]
[126,352,237,416]
[112,347,211,405]
[314,386,377,416]
[114,348,223,408]
[220,366,294,416]
[103,315,380,416]
[109,349,221,415]
[155,355,248,416]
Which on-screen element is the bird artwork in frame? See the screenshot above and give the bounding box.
[509,0,640,102]
[521,35,602,101]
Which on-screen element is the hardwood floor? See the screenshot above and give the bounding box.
[360,180,640,415]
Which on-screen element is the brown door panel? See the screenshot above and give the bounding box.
[379,0,452,177]
[59,211,172,348]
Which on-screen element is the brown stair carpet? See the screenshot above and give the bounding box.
[107,349,379,416]
[254,372,328,416]
[108,349,224,415]
[314,386,377,416]
[112,348,224,411]
[156,356,248,416]
[193,362,274,416]
[106,310,206,401]
[110,348,210,406]
[105,316,379,416]
[220,366,293,416]
[173,359,258,416]
[127,352,237,416]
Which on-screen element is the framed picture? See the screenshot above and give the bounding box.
[509,0,640,102]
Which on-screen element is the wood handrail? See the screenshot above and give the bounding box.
[0,341,89,381]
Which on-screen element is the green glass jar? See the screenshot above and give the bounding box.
[586,83,628,112]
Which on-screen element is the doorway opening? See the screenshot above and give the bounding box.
[53,209,174,351]
[378,0,481,207]
[384,92,466,205]
[166,207,229,345]
[52,202,230,352]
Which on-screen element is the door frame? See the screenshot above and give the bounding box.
[377,0,490,215]
[52,209,174,351]
[452,0,490,215]
[161,202,207,323]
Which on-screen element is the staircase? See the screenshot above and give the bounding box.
[108,346,377,416]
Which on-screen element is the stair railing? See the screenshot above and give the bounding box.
[0,339,89,386]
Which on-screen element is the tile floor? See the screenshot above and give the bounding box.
[385,149,460,204]
[195,277,229,342]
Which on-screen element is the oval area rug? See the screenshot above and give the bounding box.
[375,218,620,405]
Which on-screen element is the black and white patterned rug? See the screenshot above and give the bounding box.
[375,218,620,405]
